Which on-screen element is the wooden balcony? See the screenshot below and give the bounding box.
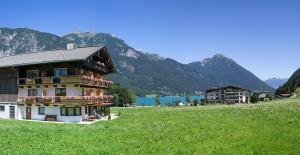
[18,76,113,88]
[17,95,113,105]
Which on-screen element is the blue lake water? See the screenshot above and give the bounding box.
[136,96,205,106]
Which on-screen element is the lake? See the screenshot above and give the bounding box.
[136,96,205,106]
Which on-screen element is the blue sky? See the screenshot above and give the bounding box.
[0,0,299,80]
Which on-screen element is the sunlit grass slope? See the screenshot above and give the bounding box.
[0,97,299,154]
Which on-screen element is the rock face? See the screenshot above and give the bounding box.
[0,28,274,96]
[0,28,68,56]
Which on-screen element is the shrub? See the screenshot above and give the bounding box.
[250,93,259,103]
[193,99,200,106]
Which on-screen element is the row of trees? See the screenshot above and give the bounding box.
[107,83,136,107]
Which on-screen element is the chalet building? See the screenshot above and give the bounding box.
[0,44,116,122]
[206,86,251,104]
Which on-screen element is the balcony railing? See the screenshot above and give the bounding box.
[18,75,113,88]
[17,95,113,105]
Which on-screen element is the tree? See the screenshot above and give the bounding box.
[155,97,161,106]
[250,93,259,103]
[107,83,136,107]
[193,99,200,106]
[112,94,119,106]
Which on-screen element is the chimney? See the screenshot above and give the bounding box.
[67,43,74,50]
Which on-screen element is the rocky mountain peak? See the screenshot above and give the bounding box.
[0,27,274,95]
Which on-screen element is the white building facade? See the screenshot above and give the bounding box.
[0,46,116,122]
[206,86,251,104]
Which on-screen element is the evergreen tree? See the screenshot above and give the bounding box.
[250,93,259,103]
[193,99,200,106]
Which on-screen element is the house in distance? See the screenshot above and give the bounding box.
[0,44,116,122]
[206,86,251,104]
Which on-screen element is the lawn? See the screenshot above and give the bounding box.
[295,87,300,94]
[0,97,299,154]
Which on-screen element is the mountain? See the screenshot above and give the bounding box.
[276,68,300,94]
[0,28,68,56]
[264,78,288,89]
[187,55,274,92]
[0,28,274,96]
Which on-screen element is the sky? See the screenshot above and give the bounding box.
[0,0,299,80]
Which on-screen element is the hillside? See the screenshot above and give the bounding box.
[265,78,288,89]
[0,28,274,95]
[276,67,300,94]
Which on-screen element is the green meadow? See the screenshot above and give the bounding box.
[0,97,299,154]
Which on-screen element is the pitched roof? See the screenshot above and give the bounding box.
[0,46,104,68]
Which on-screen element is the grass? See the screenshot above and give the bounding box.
[295,87,300,94]
[0,97,300,154]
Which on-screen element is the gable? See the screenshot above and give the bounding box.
[84,47,117,75]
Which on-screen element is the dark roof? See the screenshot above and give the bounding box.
[0,46,104,68]
[206,86,251,93]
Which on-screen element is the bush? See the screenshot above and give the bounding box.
[250,93,259,103]
[193,99,200,106]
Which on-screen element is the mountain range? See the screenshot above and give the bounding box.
[0,28,274,96]
[264,78,288,89]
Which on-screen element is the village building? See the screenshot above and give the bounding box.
[206,86,251,104]
[0,44,116,122]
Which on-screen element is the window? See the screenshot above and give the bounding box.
[55,88,66,96]
[67,108,74,116]
[38,107,45,115]
[61,107,81,116]
[55,68,67,77]
[28,89,38,96]
[0,106,5,112]
[27,70,39,78]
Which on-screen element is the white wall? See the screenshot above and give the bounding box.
[19,105,85,122]
[0,104,10,119]
[18,88,28,97]
[0,103,20,119]
[18,106,25,119]
[16,85,89,122]
[44,87,55,96]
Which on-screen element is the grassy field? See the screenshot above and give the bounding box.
[0,97,299,154]
[295,87,300,94]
